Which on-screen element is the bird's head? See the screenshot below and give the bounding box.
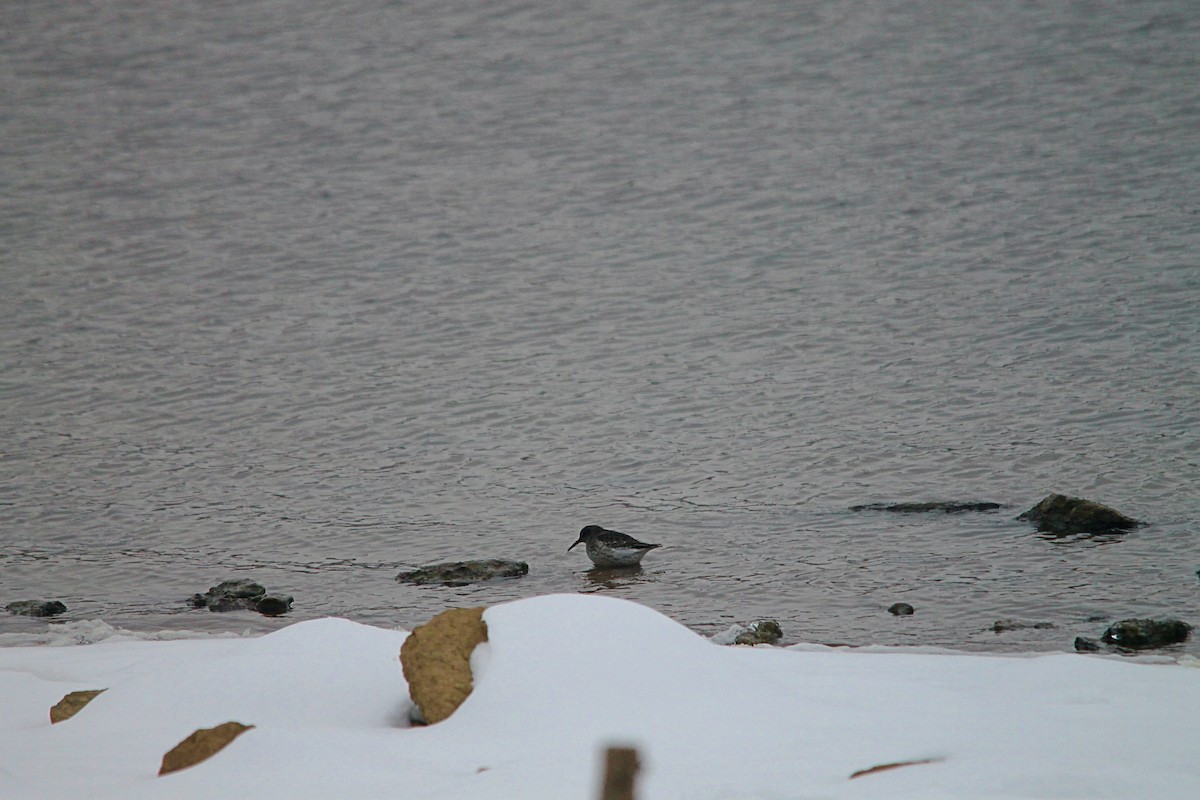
[567,525,604,552]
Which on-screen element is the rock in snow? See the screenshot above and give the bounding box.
[400,606,488,724]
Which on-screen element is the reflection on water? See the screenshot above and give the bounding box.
[580,565,652,592]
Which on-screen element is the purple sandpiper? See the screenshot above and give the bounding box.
[567,525,662,568]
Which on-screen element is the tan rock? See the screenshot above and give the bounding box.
[158,721,254,776]
[400,606,488,724]
[49,689,106,723]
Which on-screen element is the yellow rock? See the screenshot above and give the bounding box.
[400,606,488,724]
[49,689,106,724]
[159,721,254,776]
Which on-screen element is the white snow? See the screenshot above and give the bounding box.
[1,593,1197,799]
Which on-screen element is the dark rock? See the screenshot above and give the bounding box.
[396,559,529,587]
[1100,618,1192,650]
[205,594,260,612]
[1074,637,1101,652]
[992,620,1056,633]
[731,620,783,646]
[1018,494,1142,535]
[254,595,293,616]
[888,603,915,616]
[189,579,289,616]
[6,600,68,617]
[213,579,267,598]
[849,501,1001,514]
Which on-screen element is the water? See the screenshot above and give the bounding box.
[2,0,1198,653]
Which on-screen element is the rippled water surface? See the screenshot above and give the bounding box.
[3,0,1199,653]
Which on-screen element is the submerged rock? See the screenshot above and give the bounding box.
[6,600,68,617]
[1018,494,1142,535]
[888,603,915,616]
[255,595,294,616]
[849,501,1001,514]
[1074,637,1102,652]
[992,620,1056,633]
[1100,618,1192,650]
[396,559,529,587]
[189,579,291,616]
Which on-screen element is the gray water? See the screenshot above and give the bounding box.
[3,0,1199,653]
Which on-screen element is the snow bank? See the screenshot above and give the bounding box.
[1,594,1196,799]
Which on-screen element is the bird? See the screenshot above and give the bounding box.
[567,525,661,568]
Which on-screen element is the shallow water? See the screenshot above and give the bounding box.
[2,0,1198,653]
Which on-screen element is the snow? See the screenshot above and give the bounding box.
[1,594,1197,799]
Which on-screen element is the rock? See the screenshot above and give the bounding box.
[888,603,915,616]
[849,501,1001,513]
[189,579,267,611]
[254,595,293,616]
[395,559,529,587]
[1100,618,1192,650]
[1074,637,1101,652]
[50,689,106,723]
[1018,494,1142,535]
[735,620,783,646]
[158,721,255,776]
[6,600,68,617]
[400,606,488,725]
[189,579,291,616]
[992,620,1056,633]
[711,619,783,646]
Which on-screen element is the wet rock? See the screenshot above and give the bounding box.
[735,620,783,646]
[1100,618,1192,650]
[850,501,1001,514]
[396,559,529,587]
[254,595,293,616]
[6,600,68,617]
[400,606,488,725]
[50,689,106,723]
[992,620,1056,633]
[1018,494,1142,535]
[159,721,255,776]
[711,620,783,646]
[1074,637,1102,652]
[888,603,915,616]
[189,579,290,616]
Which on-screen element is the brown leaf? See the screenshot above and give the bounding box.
[849,757,944,780]
[49,689,106,724]
[159,721,255,776]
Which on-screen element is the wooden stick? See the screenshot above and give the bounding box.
[600,746,640,800]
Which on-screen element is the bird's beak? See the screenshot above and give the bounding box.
[567,540,582,552]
